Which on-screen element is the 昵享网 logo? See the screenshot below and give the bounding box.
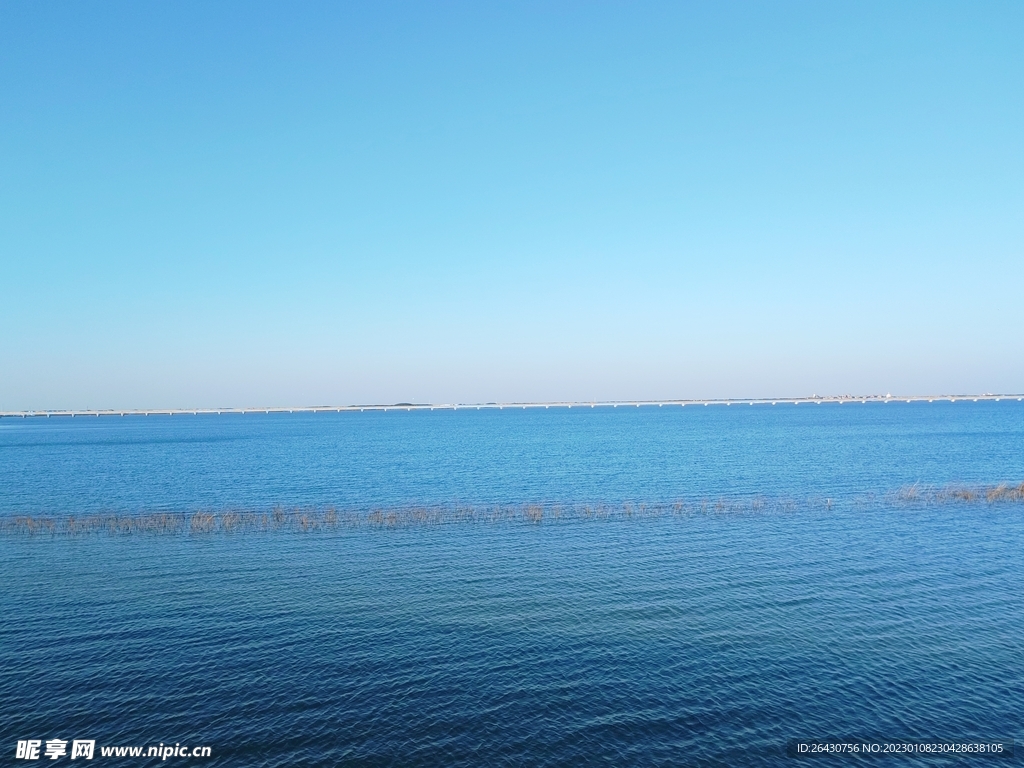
[15,739,211,760]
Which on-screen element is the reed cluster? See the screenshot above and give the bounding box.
[1,483,1019,537]
[0,499,806,536]
[894,482,1024,505]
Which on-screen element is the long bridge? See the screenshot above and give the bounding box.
[2,393,1022,418]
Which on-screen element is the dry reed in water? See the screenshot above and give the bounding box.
[2,483,1021,536]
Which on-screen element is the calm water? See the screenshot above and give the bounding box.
[2,403,1023,765]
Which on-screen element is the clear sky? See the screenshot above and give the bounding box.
[2,2,1022,409]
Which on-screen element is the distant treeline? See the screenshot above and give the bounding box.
[2,483,1022,536]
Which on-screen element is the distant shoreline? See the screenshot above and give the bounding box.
[2,393,1023,418]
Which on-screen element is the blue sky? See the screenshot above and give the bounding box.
[2,2,1022,409]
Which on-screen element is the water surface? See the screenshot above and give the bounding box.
[2,403,1022,765]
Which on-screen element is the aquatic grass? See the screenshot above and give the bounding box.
[986,482,1024,502]
[894,482,1024,506]
[1,483,1021,537]
[0,501,765,536]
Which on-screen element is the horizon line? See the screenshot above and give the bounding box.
[3,393,1024,418]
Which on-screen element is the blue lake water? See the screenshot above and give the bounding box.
[1,403,1023,765]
